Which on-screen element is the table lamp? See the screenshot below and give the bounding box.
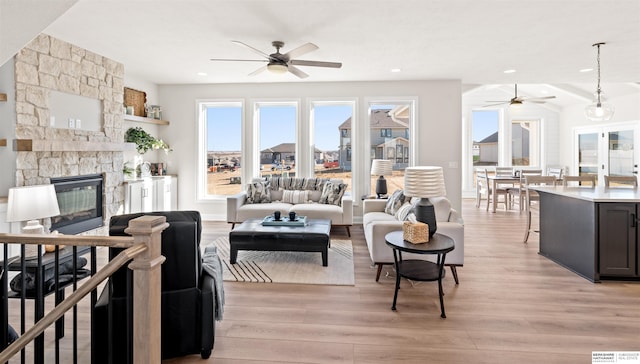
[404,166,447,238]
[6,184,61,234]
[371,159,393,198]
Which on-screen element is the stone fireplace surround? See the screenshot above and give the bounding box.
[13,34,127,224]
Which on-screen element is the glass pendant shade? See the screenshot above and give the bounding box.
[584,95,615,122]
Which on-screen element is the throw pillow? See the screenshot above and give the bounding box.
[246,181,271,204]
[394,202,413,221]
[384,189,406,215]
[282,190,310,204]
[319,181,347,206]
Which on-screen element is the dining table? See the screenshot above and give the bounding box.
[486,175,520,212]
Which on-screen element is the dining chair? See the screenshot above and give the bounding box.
[563,175,596,188]
[546,167,564,179]
[476,168,508,211]
[507,169,542,211]
[523,175,557,243]
[495,166,514,177]
[604,175,638,188]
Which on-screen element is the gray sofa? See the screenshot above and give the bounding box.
[227,177,353,236]
[362,196,464,282]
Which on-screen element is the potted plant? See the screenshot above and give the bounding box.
[125,127,172,154]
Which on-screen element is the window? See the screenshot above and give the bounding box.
[380,128,392,137]
[512,119,540,167]
[311,102,354,192]
[472,110,499,167]
[257,102,297,177]
[368,101,414,196]
[197,100,243,199]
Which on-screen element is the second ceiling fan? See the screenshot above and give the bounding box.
[210,40,342,79]
[483,84,556,107]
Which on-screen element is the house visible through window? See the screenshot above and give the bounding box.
[311,102,354,192]
[257,103,297,177]
[368,102,414,196]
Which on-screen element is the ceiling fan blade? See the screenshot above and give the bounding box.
[482,102,509,107]
[210,58,268,62]
[525,100,548,104]
[283,43,319,60]
[231,40,271,59]
[248,65,267,76]
[287,65,309,79]
[523,95,557,101]
[290,59,342,68]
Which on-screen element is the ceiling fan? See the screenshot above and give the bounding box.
[210,40,342,79]
[483,84,556,107]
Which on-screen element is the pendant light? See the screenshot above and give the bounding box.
[584,42,614,121]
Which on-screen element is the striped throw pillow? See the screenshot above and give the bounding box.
[282,190,310,204]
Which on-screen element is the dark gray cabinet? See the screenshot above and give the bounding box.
[537,188,640,282]
[598,203,638,277]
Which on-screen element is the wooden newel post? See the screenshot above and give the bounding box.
[125,215,169,364]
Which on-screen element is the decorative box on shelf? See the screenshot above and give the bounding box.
[403,221,429,244]
[262,215,308,227]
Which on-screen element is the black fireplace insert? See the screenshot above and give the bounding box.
[50,174,104,234]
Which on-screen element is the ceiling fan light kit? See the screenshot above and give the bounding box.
[584,42,615,122]
[267,63,288,74]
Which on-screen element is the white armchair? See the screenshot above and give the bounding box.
[362,196,464,282]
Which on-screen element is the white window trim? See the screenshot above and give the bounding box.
[195,99,244,201]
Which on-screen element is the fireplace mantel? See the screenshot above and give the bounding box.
[14,139,136,152]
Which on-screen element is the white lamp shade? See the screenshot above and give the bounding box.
[404,166,447,198]
[371,159,393,176]
[6,184,61,223]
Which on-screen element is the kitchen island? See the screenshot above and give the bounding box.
[532,186,640,282]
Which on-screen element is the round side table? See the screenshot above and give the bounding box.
[385,231,454,318]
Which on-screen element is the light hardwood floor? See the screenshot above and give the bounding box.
[10,199,639,363]
[164,199,640,364]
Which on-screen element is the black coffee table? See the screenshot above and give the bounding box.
[229,218,331,266]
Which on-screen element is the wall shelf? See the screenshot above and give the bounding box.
[14,139,137,152]
[124,114,169,126]
[0,93,7,101]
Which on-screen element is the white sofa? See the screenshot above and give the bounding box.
[227,177,353,236]
[362,196,464,282]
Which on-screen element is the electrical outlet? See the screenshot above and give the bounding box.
[449,161,459,168]
[75,119,81,129]
[68,118,75,129]
[50,116,55,127]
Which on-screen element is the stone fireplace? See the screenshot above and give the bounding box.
[13,34,126,226]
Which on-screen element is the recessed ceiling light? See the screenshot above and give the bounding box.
[503,69,516,74]
[391,68,401,73]
[197,72,208,76]
[579,68,593,73]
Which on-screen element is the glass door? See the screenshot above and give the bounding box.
[578,132,599,180]
[575,123,640,185]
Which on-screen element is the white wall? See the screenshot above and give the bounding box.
[559,91,640,174]
[158,80,462,220]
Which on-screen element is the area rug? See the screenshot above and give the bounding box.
[204,236,355,285]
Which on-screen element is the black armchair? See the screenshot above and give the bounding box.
[92,211,216,363]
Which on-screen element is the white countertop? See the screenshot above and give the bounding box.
[532,186,640,202]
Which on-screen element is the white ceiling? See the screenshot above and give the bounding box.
[24,0,640,106]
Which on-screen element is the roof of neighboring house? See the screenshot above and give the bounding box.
[261,143,321,153]
[477,131,498,144]
[339,109,408,130]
